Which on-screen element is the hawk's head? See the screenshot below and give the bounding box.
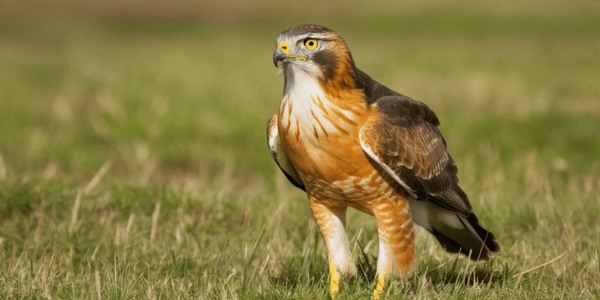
[273,24,357,92]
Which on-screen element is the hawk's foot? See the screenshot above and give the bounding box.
[372,273,386,300]
[329,258,340,299]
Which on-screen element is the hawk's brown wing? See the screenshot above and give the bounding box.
[360,95,470,213]
[360,95,499,260]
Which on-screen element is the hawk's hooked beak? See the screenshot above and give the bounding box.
[273,41,307,67]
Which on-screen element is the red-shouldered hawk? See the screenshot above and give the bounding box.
[267,24,499,299]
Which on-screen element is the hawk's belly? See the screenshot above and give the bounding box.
[279,113,393,213]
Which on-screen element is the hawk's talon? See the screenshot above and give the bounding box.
[329,259,340,299]
[372,273,386,300]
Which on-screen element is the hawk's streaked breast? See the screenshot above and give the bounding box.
[279,68,363,149]
[277,65,374,195]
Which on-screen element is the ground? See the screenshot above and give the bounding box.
[0,1,598,299]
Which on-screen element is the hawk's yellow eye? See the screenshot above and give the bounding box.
[304,39,318,50]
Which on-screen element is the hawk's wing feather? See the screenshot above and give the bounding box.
[359,95,500,260]
[267,115,305,191]
[359,95,471,213]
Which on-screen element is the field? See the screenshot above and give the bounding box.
[0,1,599,299]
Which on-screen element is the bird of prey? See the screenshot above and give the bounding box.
[267,24,499,299]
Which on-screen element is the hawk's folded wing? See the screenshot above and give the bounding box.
[359,95,470,213]
[359,95,499,260]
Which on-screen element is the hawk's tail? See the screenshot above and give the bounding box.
[430,212,500,261]
[408,185,501,261]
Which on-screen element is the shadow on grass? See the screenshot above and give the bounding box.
[414,255,513,292]
[270,252,506,294]
[422,264,505,287]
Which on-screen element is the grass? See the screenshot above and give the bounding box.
[0,1,599,299]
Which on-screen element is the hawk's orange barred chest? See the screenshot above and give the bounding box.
[277,71,383,205]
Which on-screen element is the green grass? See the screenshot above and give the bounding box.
[0,1,599,299]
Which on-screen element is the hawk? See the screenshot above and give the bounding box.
[267,24,499,299]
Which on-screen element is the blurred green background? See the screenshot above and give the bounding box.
[1,0,599,180]
[0,0,598,298]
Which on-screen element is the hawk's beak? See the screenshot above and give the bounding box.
[273,48,286,67]
[273,41,307,67]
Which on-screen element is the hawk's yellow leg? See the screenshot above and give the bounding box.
[372,273,386,299]
[309,198,356,299]
[329,258,340,299]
